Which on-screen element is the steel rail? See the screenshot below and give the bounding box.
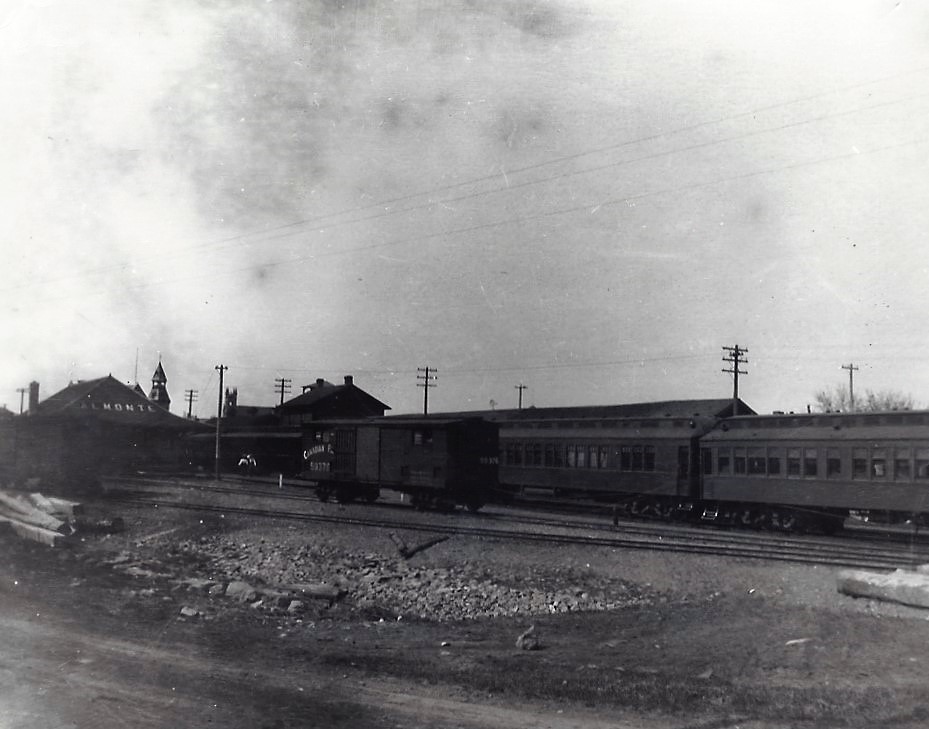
[104,491,914,572]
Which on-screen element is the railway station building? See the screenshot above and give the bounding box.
[1,372,205,493]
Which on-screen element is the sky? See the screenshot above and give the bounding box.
[2,0,929,417]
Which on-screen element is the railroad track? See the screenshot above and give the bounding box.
[102,477,925,571]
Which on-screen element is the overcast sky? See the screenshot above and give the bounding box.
[2,0,929,417]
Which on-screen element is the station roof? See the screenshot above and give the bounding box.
[28,375,204,429]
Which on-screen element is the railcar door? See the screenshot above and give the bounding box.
[676,442,702,498]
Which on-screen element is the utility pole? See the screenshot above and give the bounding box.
[274,377,292,406]
[214,364,227,481]
[515,383,528,410]
[722,344,748,416]
[184,389,198,419]
[841,362,859,411]
[417,367,437,415]
[16,387,26,414]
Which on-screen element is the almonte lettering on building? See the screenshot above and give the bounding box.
[79,401,159,413]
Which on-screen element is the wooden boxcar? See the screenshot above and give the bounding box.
[498,413,721,516]
[699,411,929,529]
[301,416,498,510]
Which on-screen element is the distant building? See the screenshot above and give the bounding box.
[2,374,204,491]
[188,375,392,476]
[277,375,390,427]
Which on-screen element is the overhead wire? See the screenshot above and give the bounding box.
[6,63,929,293]
[20,129,929,306]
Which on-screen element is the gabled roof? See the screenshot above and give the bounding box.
[30,375,203,429]
[279,379,390,413]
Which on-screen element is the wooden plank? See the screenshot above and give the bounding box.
[0,515,64,547]
[0,493,67,532]
[838,569,929,610]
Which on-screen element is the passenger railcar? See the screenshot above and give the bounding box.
[498,413,721,518]
[300,416,498,510]
[699,410,929,530]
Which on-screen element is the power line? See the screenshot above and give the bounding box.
[842,362,860,411]
[7,65,929,294]
[417,366,437,415]
[23,132,929,306]
[184,389,198,419]
[274,377,292,405]
[722,344,749,416]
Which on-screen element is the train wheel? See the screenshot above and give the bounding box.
[363,487,380,503]
[465,494,484,513]
[316,484,332,503]
[629,498,651,518]
[655,499,675,521]
[335,486,357,504]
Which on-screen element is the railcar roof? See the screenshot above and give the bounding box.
[391,398,753,422]
[703,410,929,442]
[303,415,492,428]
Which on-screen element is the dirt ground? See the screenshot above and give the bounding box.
[3,493,929,729]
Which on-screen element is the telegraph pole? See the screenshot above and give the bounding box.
[16,387,26,414]
[515,383,528,410]
[417,367,437,415]
[184,389,198,419]
[214,365,227,481]
[841,362,859,411]
[274,377,292,406]
[722,344,748,416]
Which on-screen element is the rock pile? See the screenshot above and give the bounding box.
[154,532,651,622]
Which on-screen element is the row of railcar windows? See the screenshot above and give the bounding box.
[502,442,657,471]
[703,446,929,480]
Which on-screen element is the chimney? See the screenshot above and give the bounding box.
[344,375,354,386]
[28,381,39,412]
[316,378,325,388]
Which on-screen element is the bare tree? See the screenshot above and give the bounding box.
[814,384,916,413]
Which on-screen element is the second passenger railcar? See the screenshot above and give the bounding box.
[699,410,929,530]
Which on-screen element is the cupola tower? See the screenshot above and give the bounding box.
[149,360,171,410]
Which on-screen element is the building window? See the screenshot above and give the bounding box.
[895,448,912,480]
[413,429,433,446]
[916,448,929,479]
[826,448,842,478]
[871,448,887,479]
[767,448,783,476]
[734,448,747,475]
[852,448,868,479]
[644,445,656,472]
[529,443,543,467]
[804,448,818,477]
[544,444,555,467]
[717,448,731,475]
[747,447,766,475]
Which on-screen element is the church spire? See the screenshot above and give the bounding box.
[149,358,171,410]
